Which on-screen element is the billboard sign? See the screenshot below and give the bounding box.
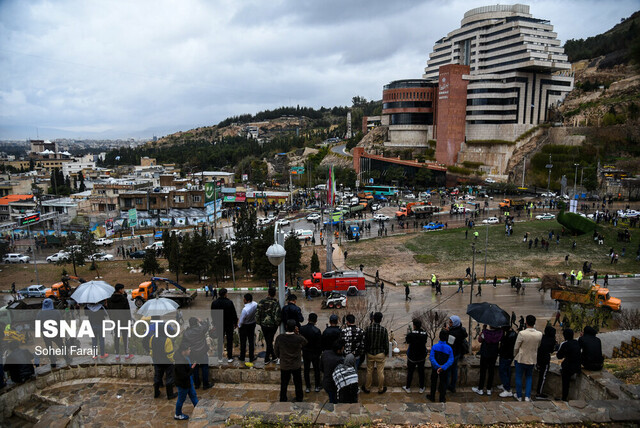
[128,209,137,227]
[205,182,219,203]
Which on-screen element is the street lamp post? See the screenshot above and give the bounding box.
[546,156,553,192]
[573,163,580,198]
[468,243,476,336]
[229,244,236,288]
[266,222,287,333]
[483,223,488,282]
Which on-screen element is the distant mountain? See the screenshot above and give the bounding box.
[0,124,195,141]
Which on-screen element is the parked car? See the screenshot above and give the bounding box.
[482,217,499,224]
[18,285,47,298]
[404,193,416,199]
[46,251,71,263]
[541,192,556,198]
[485,178,496,184]
[94,237,114,246]
[89,252,114,261]
[129,250,146,259]
[423,222,445,231]
[276,219,291,226]
[145,241,164,250]
[617,210,640,218]
[3,253,30,264]
[373,214,389,221]
[306,213,321,222]
[371,203,381,211]
[535,213,556,220]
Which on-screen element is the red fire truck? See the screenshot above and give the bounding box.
[303,270,366,297]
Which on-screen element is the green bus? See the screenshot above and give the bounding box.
[363,185,398,197]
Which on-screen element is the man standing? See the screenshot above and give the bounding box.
[238,293,258,363]
[428,329,454,403]
[579,326,604,371]
[380,281,385,294]
[405,283,411,301]
[150,326,178,400]
[513,315,543,401]
[181,317,211,390]
[445,315,468,393]
[535,325,557,399]
[210,288,238,363]
[256,287,281,364]
[281,294,304,329]
[403,318,427,394]
[274,319,308,402]
[299,313,322,393]
[498,326,518,398]
[321,314,341,352]
[340,314,364,367]
[557,329,581,401]
[108,283,134,361]
[362,312,388,394]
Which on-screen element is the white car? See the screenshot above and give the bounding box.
[3,253,30,263]
[541,192,556,198]
[145,241,164,250]
[94,237,114,246]
[18,284,47,298]
[306,213,321,222]
[618,210,640,218]
[371,203,381,211]
[482,217,499,224]
[294,229,314,239]
[46,251,70,263]
[89,252,114,261]
[404,193,416,199]
[535,213,556,220]
[257,217,274,226]
[276,219,290,226]
[485,178,496,184]
[373,214,389,221]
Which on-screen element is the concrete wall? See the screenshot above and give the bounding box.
[466,123,533,142]
[386,125,433,148]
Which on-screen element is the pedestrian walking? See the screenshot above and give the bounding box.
[238,293,258,363]
[565,255,569,266]
[427,329,454,403]
[173,343,198,420]
[518,316,525,331]
[210,288,238,363]
[299,313,322,393]
[274,319,307,402]
[380,281,384,294]
[362,312,388,394]
[553,310,561,326]
[405,283,411,301]
[493,276,497,288]
[435,280,442,296]
[513,315,543,401]
[465,267,471,278]
[576,270,583,286]
[475,283,482,297]
[511,311,517,328]
[604,274,609,287]
[403,319,427,393]
[456,279,464,294]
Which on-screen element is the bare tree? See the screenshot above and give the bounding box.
[413,309,449,346]
[614,308,640,330]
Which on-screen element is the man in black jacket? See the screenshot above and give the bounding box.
[299,313,322,393]
[557,329,581,401]
[281,294,304,329]
[181,317,211,389]
[210,288,238,363]
[321,314,341,351]
[320,339,345,404]
[535,325,557,399]
[173,343,198,421]
[579,326,604,371]
[498,326,518,397]
[403,319,427,393]
[445,315,468,393]
[108,284,133,361]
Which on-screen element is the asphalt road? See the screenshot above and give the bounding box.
[331,143,350,157]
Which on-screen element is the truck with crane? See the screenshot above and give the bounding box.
[131,277,198,308]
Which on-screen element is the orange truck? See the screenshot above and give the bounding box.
[551,283,621,311]
[396,202,439,219]
[45,276,85,301]
[395,202,425,219]
[304,270,366,297]
[499,199,526,210]
[131,277,197,308]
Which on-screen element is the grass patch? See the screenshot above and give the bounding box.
[447,165,473,175]
[462,161,484,169]
[414,254,438,264]
[604,358,640,384]
[347,254,383,269]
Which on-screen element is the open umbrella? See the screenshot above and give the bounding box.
[137,297,179,317]
[466,302,510,327]
[70,280,114,304]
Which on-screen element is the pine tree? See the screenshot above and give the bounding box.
[167,233,182,283]
[79,173,86,192]
[285,232,305,285]
[310,250,320,276]
[141,249,162,276]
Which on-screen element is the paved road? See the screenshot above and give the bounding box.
[331,143,350,157]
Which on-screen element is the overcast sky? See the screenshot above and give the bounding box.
[0,0,637,140]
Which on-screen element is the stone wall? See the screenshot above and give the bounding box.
[386,125,433,148]
[2,356,637,423]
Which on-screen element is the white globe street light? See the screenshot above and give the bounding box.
[266,243,286,266]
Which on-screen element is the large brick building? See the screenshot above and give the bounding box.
[382,4,574,166]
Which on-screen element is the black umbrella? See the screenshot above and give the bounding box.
[466,302,510,327]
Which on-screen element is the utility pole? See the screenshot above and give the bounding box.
[483,223,488,281]
[468,242,476,336]
[28,225,39,285]
[521,155,526,188]
[546,155,553,192]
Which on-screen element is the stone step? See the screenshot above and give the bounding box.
[12,398,51,424]
[1,415,35,428]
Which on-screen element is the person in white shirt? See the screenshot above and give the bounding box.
[512,315,543,401]
[238,293,258,362]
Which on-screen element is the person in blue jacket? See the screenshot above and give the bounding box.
[428,329,454,403]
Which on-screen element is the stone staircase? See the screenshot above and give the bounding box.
[597,329,640,358]
[612,336,640,358]
[11,393,80,427]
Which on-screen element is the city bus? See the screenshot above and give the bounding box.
[363,185,398,197]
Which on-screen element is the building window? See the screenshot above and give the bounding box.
[123,199,132,208]
[149,197,156,204]
[135,198,143,205]
[173,195,185,203]
[192,195,201,203]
